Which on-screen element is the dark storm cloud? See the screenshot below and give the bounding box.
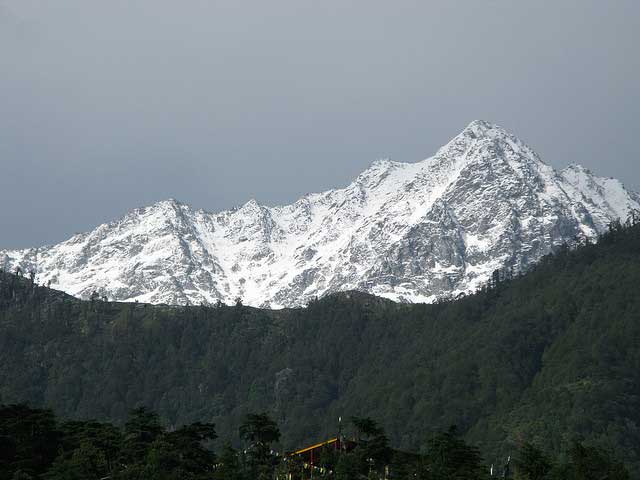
[1,0,639,248]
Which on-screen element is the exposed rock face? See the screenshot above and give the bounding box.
[2,121,638,307]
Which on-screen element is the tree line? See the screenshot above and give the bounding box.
[0,404,630,479]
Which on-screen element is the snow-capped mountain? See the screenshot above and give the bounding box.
[2,121,638,308]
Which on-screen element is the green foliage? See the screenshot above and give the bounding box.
[0,404,218,480]
[239,413,281,480]
[239,412,281,446]
[417,426,486,480]
[346,417,391,477]
[1,222,640,475]
[145,422,217,478]
[45,441,109,480]
[122,407,164,464]
[0,404,633,479]
[45,420,122,480]
[548,441,630,480]
[513,442,551,480]
[0,405,60,479]
[213,444,243,480]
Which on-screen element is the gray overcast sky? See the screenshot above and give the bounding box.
[1,0,639,248]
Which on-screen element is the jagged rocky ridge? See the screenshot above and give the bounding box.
[1,121,638,307]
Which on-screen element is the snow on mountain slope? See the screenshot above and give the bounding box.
[2,120,638,307]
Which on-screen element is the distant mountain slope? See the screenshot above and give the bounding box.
[1,221,640,474]
[1,120,638,307]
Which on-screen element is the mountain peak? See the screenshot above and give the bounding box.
[432,120,546,177]
[145,198,185,212]
[453,120,519,145]
[462,119,501,135]
[457,120,528,145]
[156,197,180,205]
[1,122,638,308]
[240,198,262,210]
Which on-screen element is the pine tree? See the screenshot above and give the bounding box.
[239,413,280,480]
[121,407,164,465]
[419,426,485,480]
[513,442,550,480]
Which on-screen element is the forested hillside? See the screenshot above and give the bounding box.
[1,221,639,474]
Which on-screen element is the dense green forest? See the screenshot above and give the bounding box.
[1,221,639,475]
[0,405,629,479]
